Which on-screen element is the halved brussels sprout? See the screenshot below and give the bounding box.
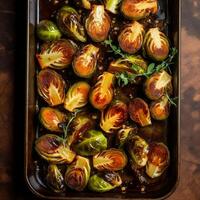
[143,28,170,61]
[64,82,90,112]
[121,0,158,20]
[37,69,66,106]
[88,172,122,192]
[128,135,149,168]
[105,0,122,14]
[74,130,107,156]
[150,96,170,120]
[65,156,90,191]
[39,107,68,132]
[37,20,62,42]
[146,143,170,178]
[46,164,65,192]
[93,148,127,171]
[73,44,99,78]
[85,5,111,42]
[89,72,115,110]
[35,134,76,164]
[118,21,145,54]
[36,39,78,69]
[144,70,172,100]
[57,6,86,42]
[100,100,128,133]
[129,98,151,127]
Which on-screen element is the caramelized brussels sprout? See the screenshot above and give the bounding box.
[128,135,149,168]
[121,0,158,20]
[146,143,170,178]
[88,172,122,192]
[46,164,65,192]
[37,20,62,42]
[118,21,145,54]
[85,5,111,42]
[64,82,90,112]
[129,98,151,127]
[74,130,107,156]
[73,44,99,78]
[36,39,78,69]
[57,6,86,42]
[105,0,122,14]
[93,149,127,171]
[37,69,66,106]
[144,70,172,100]
[39,107,68,132]
[89,72,115,110]
[143,28,170,61]
[35,134,76,164]
[100,100,128,133]
[65,156,90,191]
[150,96,170,120]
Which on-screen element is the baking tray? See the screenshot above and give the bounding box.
[25,0,181,199]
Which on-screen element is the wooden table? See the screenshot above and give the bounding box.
[0,0,200,199]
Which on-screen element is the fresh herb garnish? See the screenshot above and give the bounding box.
[166,93,178,107]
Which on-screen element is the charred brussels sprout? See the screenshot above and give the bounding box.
[144,70,172,100]
[65,156,90,191]
[129,98,151,127]
[90,72,115,110]
[85,5,111,42]
[36,39,78,69]
[64,82,90,112]
[105,0,122,14]
[73,44,99,78]
[93,149,127,171]
[37,20,61,42]
[37,69,66,106]
[128,135,149,168]
[88,172,122,192]
[39,107,68,132]
[35,134,76,164]
[150,96,170,120]
[100,100,128,133]
[46,164,65,192]
[57,6,86,42]
[74,130,107,156]
[143,28,170,61]
[146,143,170,178]
[121,0,158,20]
[118,21,145,54]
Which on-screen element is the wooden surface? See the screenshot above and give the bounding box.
[0,0,200,199]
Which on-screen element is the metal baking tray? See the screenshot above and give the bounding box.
[25,0,180,199]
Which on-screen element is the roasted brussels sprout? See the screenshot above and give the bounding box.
[129,98,151,127]
[121,0,158,20]
[74,130,107,156]
[144,70,172,100]
[85,5,111,42]
[118,21,145,54]
[65,156,90,191]
[73,44,99,78]
[143,28,170,61]
[93,149,127,171]
[88,172,122,192]
[100,100,128,133]
[37,20,61,42]
[57,6,86,42]
[35,134,76,164]
[64,82,90,112]
[128,135,149,168]
[37,69,66,106]
[36,39,78,69]
[105,0,122,14]
[39,107,68,132]
[150,96,170,120]
[46,164,65,192]
[146,143,170,178]
[90,72,115,110]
